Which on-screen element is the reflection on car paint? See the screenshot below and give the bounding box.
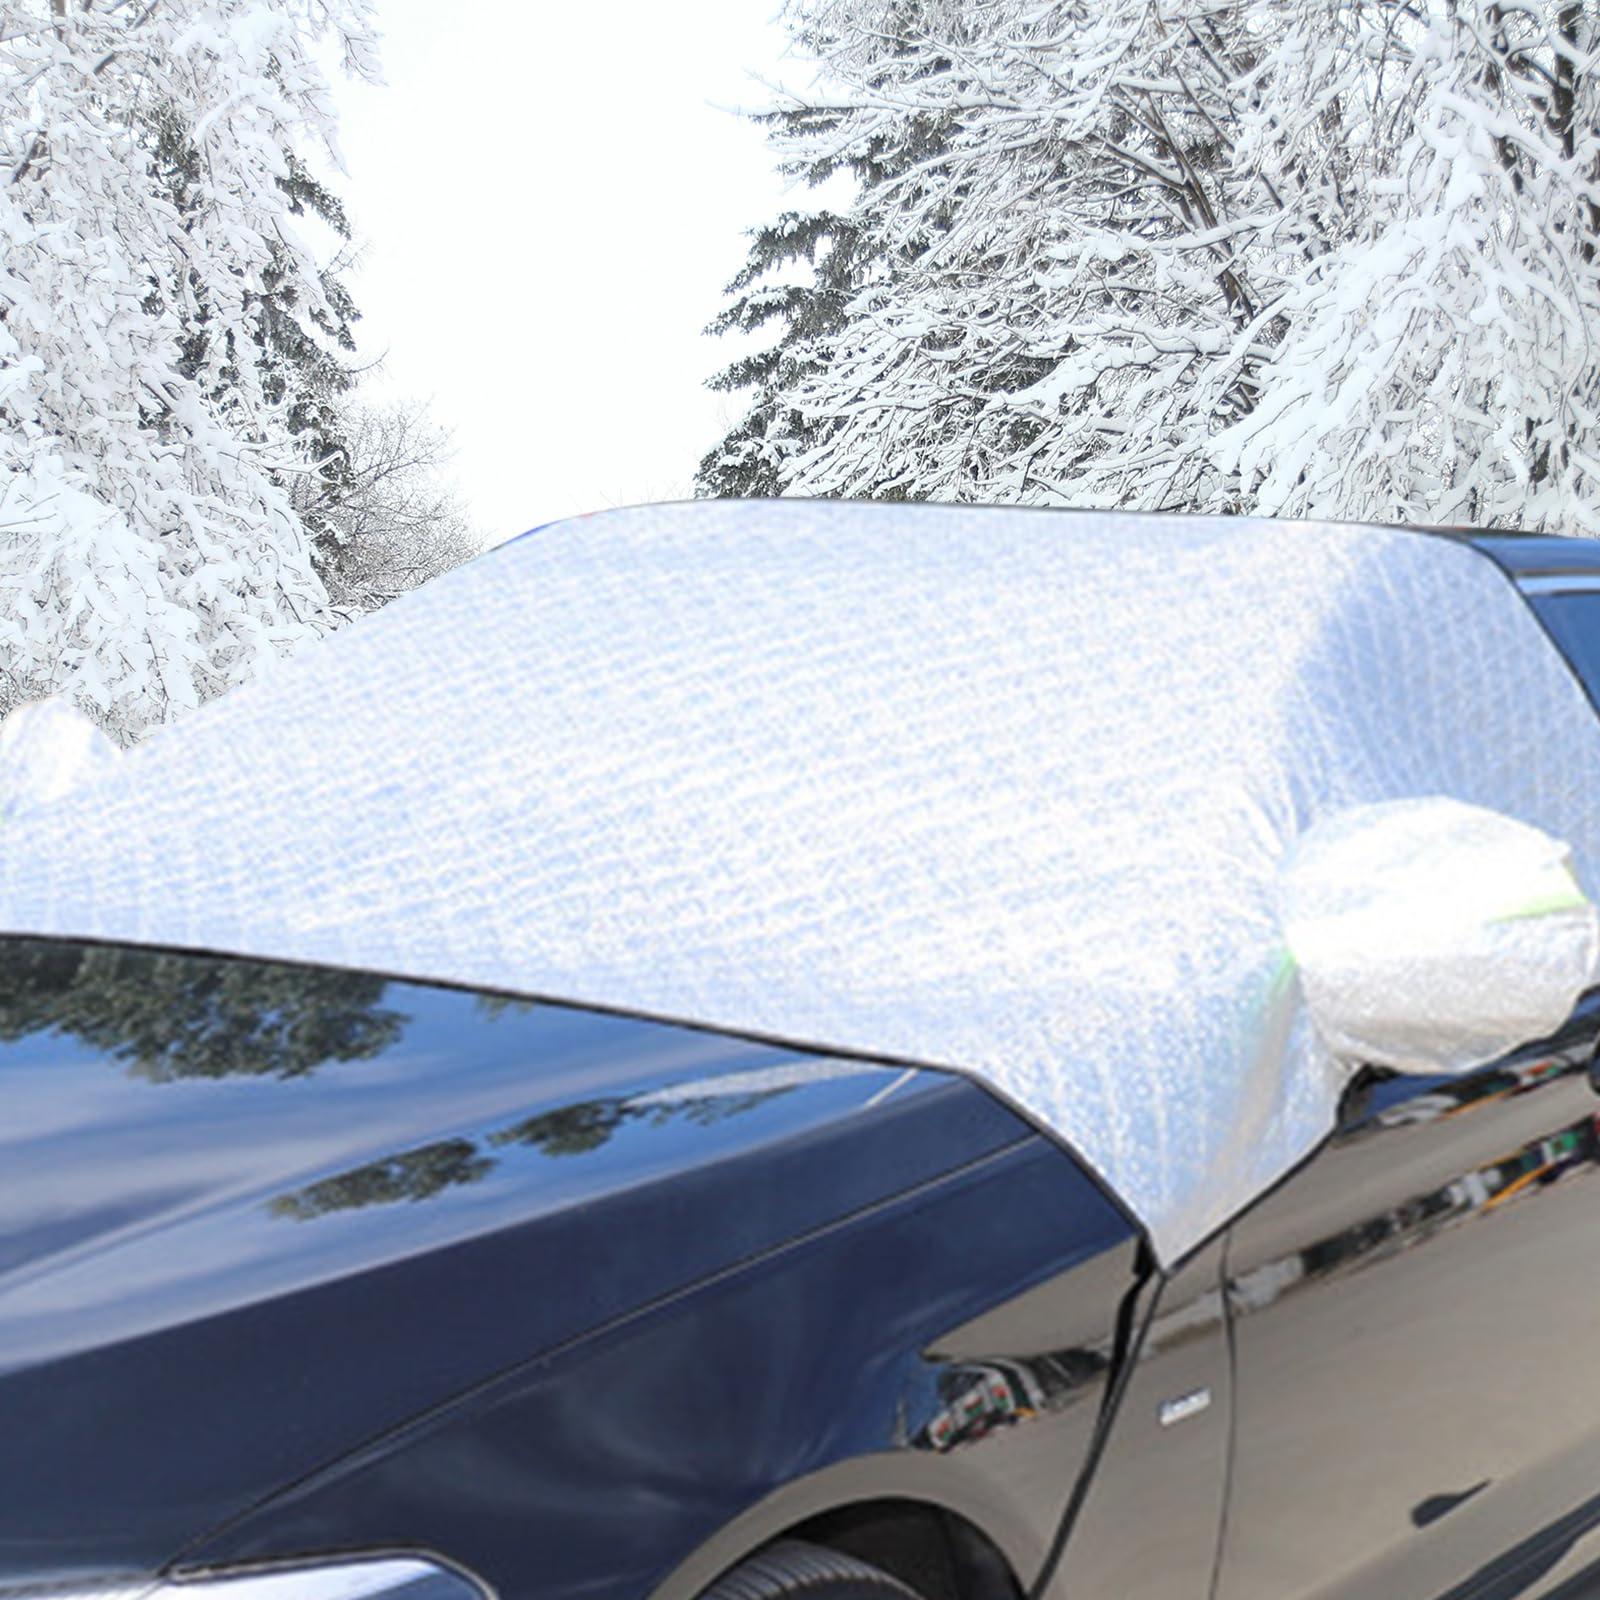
[1224,1033,1600,1319]
[915,1349,1107,1454]
[0,937,409,1079]
[269,1086,802,1219]
[1231,1104,1600,1307]
[185,1140,1144,1600]
[1040,1236,1230,1600]
[1372,1053,1572,1128]
[1218,994,1600,1600]
[0,937,1036,1582]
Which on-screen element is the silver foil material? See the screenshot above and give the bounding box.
[5,502,1599,1263]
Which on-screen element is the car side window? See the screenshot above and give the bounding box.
[1528,590,1600,709]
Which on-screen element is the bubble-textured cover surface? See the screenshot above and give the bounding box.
[6,501,1600,1262]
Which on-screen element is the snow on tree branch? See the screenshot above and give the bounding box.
[1,0,380,743]
[703,0,1600,535]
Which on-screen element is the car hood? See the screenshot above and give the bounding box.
[0,938,1029,1582]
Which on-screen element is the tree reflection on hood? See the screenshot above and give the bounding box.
[0,938,407,1081]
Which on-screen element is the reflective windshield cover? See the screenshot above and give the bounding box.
[7,503,1600,1260]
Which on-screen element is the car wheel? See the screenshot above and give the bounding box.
[701,1540,928,1600]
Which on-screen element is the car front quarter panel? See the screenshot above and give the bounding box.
[0,943,1029,1584]
[179,1136,1141,1600]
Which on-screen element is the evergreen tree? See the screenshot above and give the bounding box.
[0,0,379,742]
[697,200,866,498]
[146,105,363,548]
[698,2,967,499]
[706,0,1600,533]
[257,152,364,530]
[1210,0,1600,530]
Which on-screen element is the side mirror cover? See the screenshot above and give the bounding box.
[1279,798,1598,1075]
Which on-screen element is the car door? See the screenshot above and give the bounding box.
[1216,995,1600,1600]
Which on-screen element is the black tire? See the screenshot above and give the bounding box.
[701,1540,929,1600]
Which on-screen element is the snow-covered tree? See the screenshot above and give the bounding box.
[705,0,1600,534]
[1214,1,1600,531]
[144,103,363,504]
[290,399,483,615]
[1,0,379,743]
[697,203,866,499]
[696,49,957,500]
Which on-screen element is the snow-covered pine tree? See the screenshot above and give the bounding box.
[707,0,1600,534]
[146,103,364,562]
[1,0,379,743]
[696,202,866,499]
[701,0,1277,505]
[154,133,476,619]
[697,1,968,499]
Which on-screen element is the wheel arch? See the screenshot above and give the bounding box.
[646,1459,1039,1600]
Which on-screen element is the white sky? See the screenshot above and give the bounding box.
[327,1,801,546]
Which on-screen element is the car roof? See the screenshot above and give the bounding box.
[1453,528,1600,578]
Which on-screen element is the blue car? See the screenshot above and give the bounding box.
[5,506,1600,1600]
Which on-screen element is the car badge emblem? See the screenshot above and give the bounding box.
[1158,1387,1212,1427]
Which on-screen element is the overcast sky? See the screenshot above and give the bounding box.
[328,2,800,546]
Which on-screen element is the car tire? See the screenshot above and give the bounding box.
[701,1540,928,1600]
